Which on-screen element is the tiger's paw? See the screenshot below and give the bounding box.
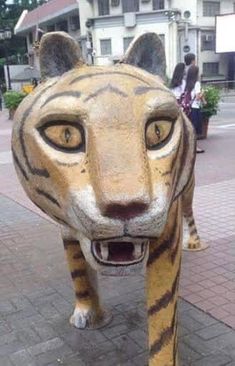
[70,307,112,330]
[184,240,209,252]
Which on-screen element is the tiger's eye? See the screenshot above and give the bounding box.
[146,120,173,150]
[39,122,84,152]
[64,128,71,143]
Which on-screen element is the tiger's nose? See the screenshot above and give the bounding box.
[103,199,149,220]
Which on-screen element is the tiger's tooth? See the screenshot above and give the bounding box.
[100,243,109,260]
[133,243,142,258]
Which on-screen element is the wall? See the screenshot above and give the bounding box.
[4,65,28,91]
[172,0,197,24]
[92,0,170,17]
[197,0,234,27]
[91,10,177,77]
[196,0,233,80]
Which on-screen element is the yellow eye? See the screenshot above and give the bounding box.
[39,122,84,152]
[145,120,173,150]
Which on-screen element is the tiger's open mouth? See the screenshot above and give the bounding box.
[91,237,149,266]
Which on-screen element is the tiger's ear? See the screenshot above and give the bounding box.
[174,112,196,199]
[39,32,83,79]
[120,32,166,79]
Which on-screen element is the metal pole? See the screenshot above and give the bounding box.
[4,41,12,90]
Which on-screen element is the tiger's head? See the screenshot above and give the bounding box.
[12,32,195,276]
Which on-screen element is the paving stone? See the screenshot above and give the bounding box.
[0,356,14,366]
[0,168,235,366]
[27,337,65,356]
[192,353,232,366]
[128,329,148,348]
[178,341,201,363]
[132,351,148,366]
[33,344,73,366]
[195,322,232,340]
[16,327,42,346]
[9,349,37,366]
[112,335,143,358]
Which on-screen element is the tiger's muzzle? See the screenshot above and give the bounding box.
[92,236,149,267]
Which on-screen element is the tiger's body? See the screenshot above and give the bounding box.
[12,32,200,365]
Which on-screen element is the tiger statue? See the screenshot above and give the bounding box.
[12,32,201,366]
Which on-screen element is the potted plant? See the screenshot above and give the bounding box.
[198,86,220,139]
[3,90,26,119]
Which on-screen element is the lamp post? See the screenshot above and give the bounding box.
[0,27,12,90]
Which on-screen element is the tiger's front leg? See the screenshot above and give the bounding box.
[182,174,208,251]
[147,200,181,366]
[63,238,111,329]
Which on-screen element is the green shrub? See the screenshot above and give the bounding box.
[3,90,26,110]
[202,86,220,118]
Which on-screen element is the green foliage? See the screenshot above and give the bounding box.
[0,1,48,63]
[3,90,26,110]
[0,0,48,27]
[0,57,6,66]
[202,86,220,118]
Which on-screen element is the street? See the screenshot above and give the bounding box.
[0,100,234,366]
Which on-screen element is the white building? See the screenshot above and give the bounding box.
[15,0,235,82]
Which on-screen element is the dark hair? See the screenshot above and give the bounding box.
[185,65,199,93]
[184,53,196,66]
[170,63,185,88]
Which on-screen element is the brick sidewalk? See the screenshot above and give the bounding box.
[0,107,235,365]
[0,194,234,366]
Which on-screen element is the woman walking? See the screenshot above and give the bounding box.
[170,62,186,101]
[185,65,205,153]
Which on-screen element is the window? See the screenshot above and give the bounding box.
[203,62,219,76]
[56,20,68,32]
[153,0,164,10]
[98,0,110,15]
[122,0,139,13]
[47,24,55,32]
[203,1,220,17]
[70,16,80,31]
[100,39,112,55]
[201,31,215,51]
[159,34,165,47]
[123,37,134,52]
[29,54,34,67]
[234,2,235,12]
[28,32,33,44]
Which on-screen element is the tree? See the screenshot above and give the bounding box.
[0,0,48,81]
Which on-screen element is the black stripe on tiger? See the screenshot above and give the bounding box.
[149,301,178,358]
[52,215,70,226]
[190,228,197,236]
[188,218,195,227]
[134,86,171,96]
[42,91,81,107]
[147,218,178,266]
[63,240,80,249]
[171,235,180,264]
[173,323,178,366]
[175,116,196,200]
[84,84,128,102]
[73,252,83,260]
[148,267,180,316]
[71,269,86,279]
[69,71,152,86]
[75,290,90,299]
[12,149,29,181]
[35,188,61,207]
[18,84,57,178]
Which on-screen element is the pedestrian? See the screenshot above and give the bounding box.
[184,53,196,76]
[32,78,38,88]
[170,63,186,101]
[0,85,3,111]
[185,65,205,153]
